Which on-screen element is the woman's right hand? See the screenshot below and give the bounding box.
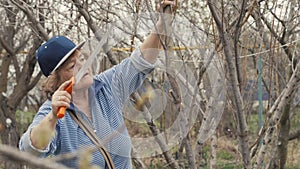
[158,0,178,14]
[51,79,73,117]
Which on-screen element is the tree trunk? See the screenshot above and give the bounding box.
[277,103,290,169]
[209,131,217,169]
[0,97,22,169]
[254,61,300,168]
[184,133,196,169]
[268,101,291,169]
[207,1,251,168]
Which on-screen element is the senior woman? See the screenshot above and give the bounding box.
[19,1,177,168]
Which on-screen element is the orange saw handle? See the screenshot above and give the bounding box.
[56,76,74,118]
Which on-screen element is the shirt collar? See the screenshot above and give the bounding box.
[94,78,104,93]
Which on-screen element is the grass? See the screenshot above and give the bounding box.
[218,149,235,161]
[15,110,35,134]
[134,110,300,168]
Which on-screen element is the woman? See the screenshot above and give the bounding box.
[19,1,176,168]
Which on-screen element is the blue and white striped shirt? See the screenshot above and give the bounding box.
[19,48,155,168]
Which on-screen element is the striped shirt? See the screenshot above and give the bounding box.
[19,48,155,168]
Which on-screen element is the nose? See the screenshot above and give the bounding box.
[73,52,88,73]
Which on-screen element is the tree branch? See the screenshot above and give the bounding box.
[258,9,294,63]
[289,128,300,141]
[233,0,247,87]
[207,0,251,168]
[253,57,300,168]
[72,0,118,65]
[0,144,71,169]
[10,0,49,40]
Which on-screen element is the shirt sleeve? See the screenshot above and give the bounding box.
[19,101,59,157]
[129,47,156,75]
[95,47,155,106]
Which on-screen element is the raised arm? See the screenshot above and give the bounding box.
[140,0,177,64]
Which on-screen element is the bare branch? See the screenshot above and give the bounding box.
[258,8,294,63]
[254,58,300,168]
[72,0,118,65]
[0,144,71,169]
[233,0,247,86]
[10,0,49,40]
[131,91,180,169]
[207,1,251,168]
[289,128,300,141]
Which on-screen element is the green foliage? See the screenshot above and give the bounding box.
[217,149,234,161]
[290,111,300,129]
[216,163,243,169]
[199,145,209,160]
[248,106,300,135]
[247,113,262,136]
[15,110,35,135]
[148,161,164,169]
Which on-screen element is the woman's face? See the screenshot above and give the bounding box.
[59,50,93,91]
